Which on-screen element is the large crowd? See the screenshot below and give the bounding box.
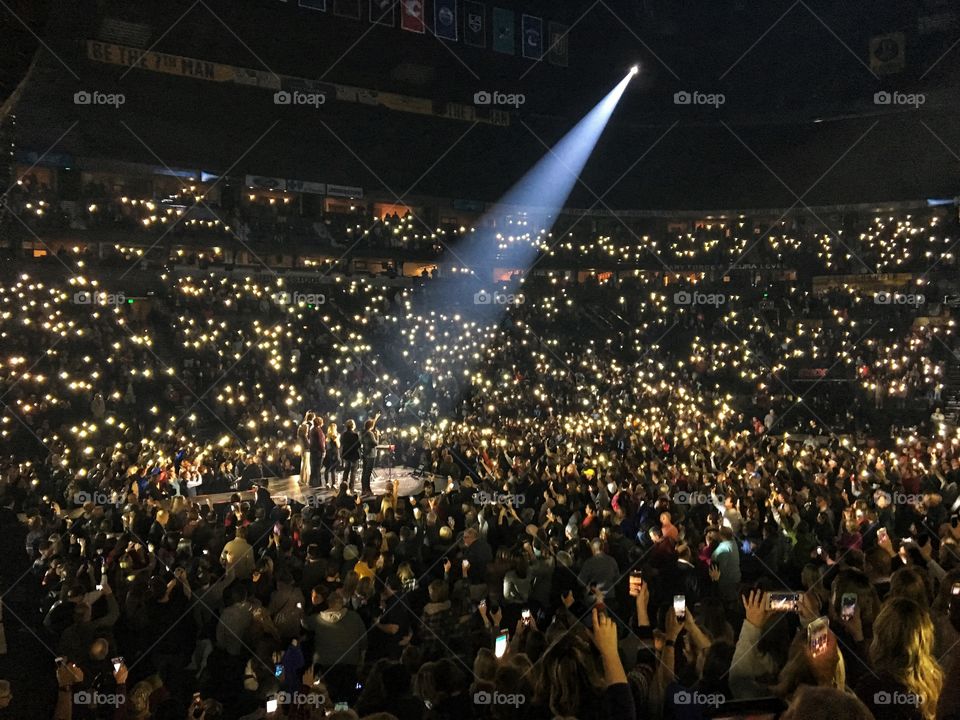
[1,207,960,720]
[6,175,960,278]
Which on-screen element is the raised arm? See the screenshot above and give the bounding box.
[593,607,627,687]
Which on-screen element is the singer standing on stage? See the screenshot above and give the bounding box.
[340,419,361,491]
[297,411,315,487]
[324,422,341,488]
[309,415,326,488]
[360,411,381,496]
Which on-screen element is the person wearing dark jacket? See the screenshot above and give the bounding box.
[355,660,423,720]
[309,416,326,488]
[340,420,362,491]
[462,527,493,602]
[360,412,381,495]
[58,585,120,663]
[418,580,462,660]
[668,545,703,607]
[301,591,367,703]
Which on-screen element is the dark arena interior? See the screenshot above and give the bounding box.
[1,1,960,718]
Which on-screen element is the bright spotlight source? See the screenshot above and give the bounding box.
[630,65,639,75]
[442,70,631,307]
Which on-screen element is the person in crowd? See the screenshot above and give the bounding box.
[711,527,742,611]
[3,228,960,719]
[855,597,944,720]
[462,527,493,603]
[302,590,368,703]
[578,538,619,611]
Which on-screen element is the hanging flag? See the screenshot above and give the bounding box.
[299,0,326,9]
[334,0,361,18]
[547,21,569,66]
[370,0,395,25]
[493,7,514,54]
[435,0,458,40]
[521,14,542,60]
[400,0,425,32]
[464,1,485,47]
[869,32,905,74]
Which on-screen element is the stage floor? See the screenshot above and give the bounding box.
[194,467,424,506]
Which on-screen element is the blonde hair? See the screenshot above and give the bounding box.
[870,597,943,720]
[397,562,415,584]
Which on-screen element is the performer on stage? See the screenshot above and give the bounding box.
[324,422,342,488]
[341,419,361,491]
[359,411,381,496]
[309,415,326,488]
[297,411,315,487]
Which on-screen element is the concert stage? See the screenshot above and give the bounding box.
[194,467,425,506]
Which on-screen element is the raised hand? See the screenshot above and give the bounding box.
[665,607,683,641]
[742,589,771,629]
[592,607,619,657]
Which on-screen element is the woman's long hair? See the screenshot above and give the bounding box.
[870,597,943,720]
[888,566,931,608]
[533,630,604,717]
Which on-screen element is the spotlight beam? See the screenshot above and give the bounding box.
[399,71,635,407]
[453,71,636,280]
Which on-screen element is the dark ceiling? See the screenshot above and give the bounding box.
[3,0,959,209]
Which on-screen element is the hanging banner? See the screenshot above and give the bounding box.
[400,0,425,32]
[333,0,361,18]
[493,7,514,54]
[919,9,959,34]
[869,32,905,74]
[246,175,287,190]
[281,77,337,97]
[299,0,326,9]
[435,0,458,40]
[232,66,281,89]
[286,179,327,195]
[369,0,395,25]
[327,184,364,198]
[521,14,543,60]
[464,1,485,47]
[435,102,510,126]
[87,40,247,83]
[547,21,569,66]
[87,39,509,125]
